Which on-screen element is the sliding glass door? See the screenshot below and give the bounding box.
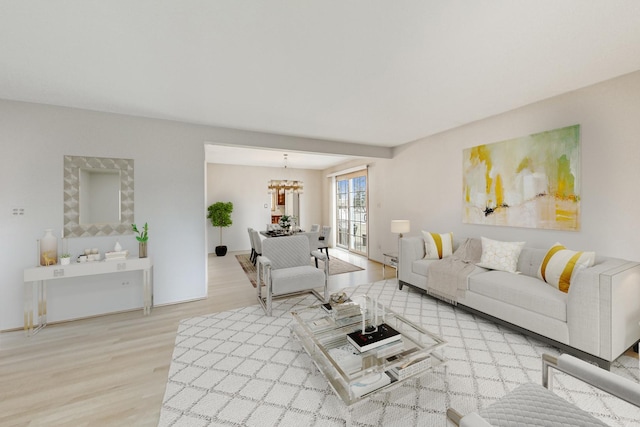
[336,170,368,256]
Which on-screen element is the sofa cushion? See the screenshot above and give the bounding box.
[538,243,595,293]
[422,231,454,259]
[468,270,567,322]
[476,237,526,273]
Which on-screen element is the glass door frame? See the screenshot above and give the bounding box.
[335,169,368,256]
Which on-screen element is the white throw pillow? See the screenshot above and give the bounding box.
[538,242,595,293]
[476,237,525,273]
[422,231,453,259]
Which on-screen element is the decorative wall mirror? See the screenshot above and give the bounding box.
[63,155,134,237]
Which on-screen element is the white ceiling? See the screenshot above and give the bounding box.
[1,1,640,152]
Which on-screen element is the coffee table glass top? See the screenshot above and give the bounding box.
[291,295,446,405]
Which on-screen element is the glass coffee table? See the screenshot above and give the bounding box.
[291,295,446,406]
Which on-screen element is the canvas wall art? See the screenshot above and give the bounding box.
[462,125,581,230]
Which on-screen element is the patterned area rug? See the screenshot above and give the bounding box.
[235,253,364,288]
[159,281,640,427]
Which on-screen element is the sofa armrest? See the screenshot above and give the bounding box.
[398,237,425,281]
[567,259,640,361]
[597,261,640,360]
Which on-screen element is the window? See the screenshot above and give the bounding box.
[336,169,368,256]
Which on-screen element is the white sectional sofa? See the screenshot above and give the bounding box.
[399,236,640,369]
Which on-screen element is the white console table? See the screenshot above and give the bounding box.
[23,257,153,336]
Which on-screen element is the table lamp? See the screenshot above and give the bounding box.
[391,220,410,238]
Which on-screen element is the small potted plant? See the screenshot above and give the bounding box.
[132,222,149,258]
[60,253,71,265]
[207,202,233,256]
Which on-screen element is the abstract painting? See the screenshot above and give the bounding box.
[463,125,581,230]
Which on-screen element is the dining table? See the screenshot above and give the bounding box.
[260,229,306,238]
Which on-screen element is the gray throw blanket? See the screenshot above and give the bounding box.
[426,238,485,305]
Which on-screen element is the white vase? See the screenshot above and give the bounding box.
[40,229,58,266]
[60,257,71,265]
[114,240,122,252]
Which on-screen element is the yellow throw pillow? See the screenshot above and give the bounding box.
[421,231,453,259]
[538,243,595,293]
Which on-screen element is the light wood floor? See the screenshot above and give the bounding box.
[0,249,392,427]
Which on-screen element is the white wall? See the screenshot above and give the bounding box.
[0,100,382,331]
[3,69,639,330]
[0,102,209,330]
[206,163,324,253]
[365,70,640,262]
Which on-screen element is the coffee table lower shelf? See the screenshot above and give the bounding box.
[291,297,447,406]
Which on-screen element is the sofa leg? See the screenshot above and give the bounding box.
[633,341,639,353]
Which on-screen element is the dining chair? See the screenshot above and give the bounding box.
[305,231,321,252]
[310,224,320,232]
[318,225,331,259]
[250,229,263,265]
[247,227,256,263]
[257,234,328,316]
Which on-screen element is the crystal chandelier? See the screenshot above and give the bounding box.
[267,154,304,195]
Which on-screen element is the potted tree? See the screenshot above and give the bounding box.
[207,202,233,256]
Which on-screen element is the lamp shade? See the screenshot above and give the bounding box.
[391,220,410,234]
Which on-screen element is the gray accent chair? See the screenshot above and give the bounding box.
[447,353,640,427]
[257,234,329,316]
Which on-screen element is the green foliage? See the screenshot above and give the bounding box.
[278,215,295,229]
[132,222,149,242]
[207,202,233,245]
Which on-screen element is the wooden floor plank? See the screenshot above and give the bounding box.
[0,249,388,426]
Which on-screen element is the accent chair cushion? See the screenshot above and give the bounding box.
[476,237,525,273]
[422,231,454,259]
[538,242,595,293]
[271,266,325,295]
[479,382,608,427]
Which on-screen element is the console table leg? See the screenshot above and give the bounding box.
[143,268,152,315]
[24,280,46,336]
[23,282,31,335]
[41,280,47,327]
